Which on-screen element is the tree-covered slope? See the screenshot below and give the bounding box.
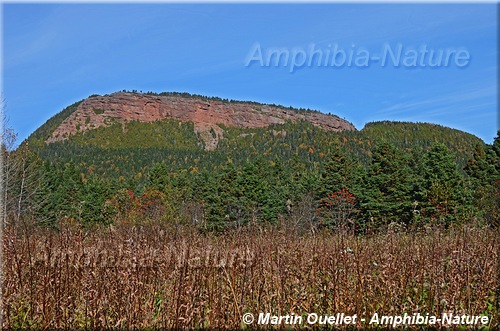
[31,117,484,178]
[350,121,484,167]
[27,99,85,149]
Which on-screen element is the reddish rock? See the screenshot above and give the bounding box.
[47,92,356,149]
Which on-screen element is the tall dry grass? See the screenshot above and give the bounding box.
[2,222,499,329]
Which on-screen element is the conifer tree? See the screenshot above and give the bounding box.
[422,144,464,224]
[361,143,416,228]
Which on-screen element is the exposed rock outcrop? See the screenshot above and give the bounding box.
[47,92,356,150]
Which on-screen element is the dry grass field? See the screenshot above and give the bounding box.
[2,222,499,329]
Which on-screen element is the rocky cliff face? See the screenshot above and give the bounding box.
[47,92,356,149]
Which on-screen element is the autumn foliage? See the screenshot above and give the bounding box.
[103,188,169,225]
[317,188,360,231]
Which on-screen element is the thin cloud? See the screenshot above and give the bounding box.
[5,29,61,68]
[376,85,496,117]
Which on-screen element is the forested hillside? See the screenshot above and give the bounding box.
[4,92,499,232]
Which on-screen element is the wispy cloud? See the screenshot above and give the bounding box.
[4,29,61,68]
[376,85,496,118]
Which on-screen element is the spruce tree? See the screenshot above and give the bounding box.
[360,143,416,228]
[422,144,464,224]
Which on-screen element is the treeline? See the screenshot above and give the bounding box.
[5,124,500,232]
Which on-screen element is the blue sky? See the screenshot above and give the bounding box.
[2,3,498,144]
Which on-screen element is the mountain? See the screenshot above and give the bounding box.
[25,91,484,176]
[33,91,355,151]
[15,91,496,230]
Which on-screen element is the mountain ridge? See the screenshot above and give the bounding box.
[41,91,356,150]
